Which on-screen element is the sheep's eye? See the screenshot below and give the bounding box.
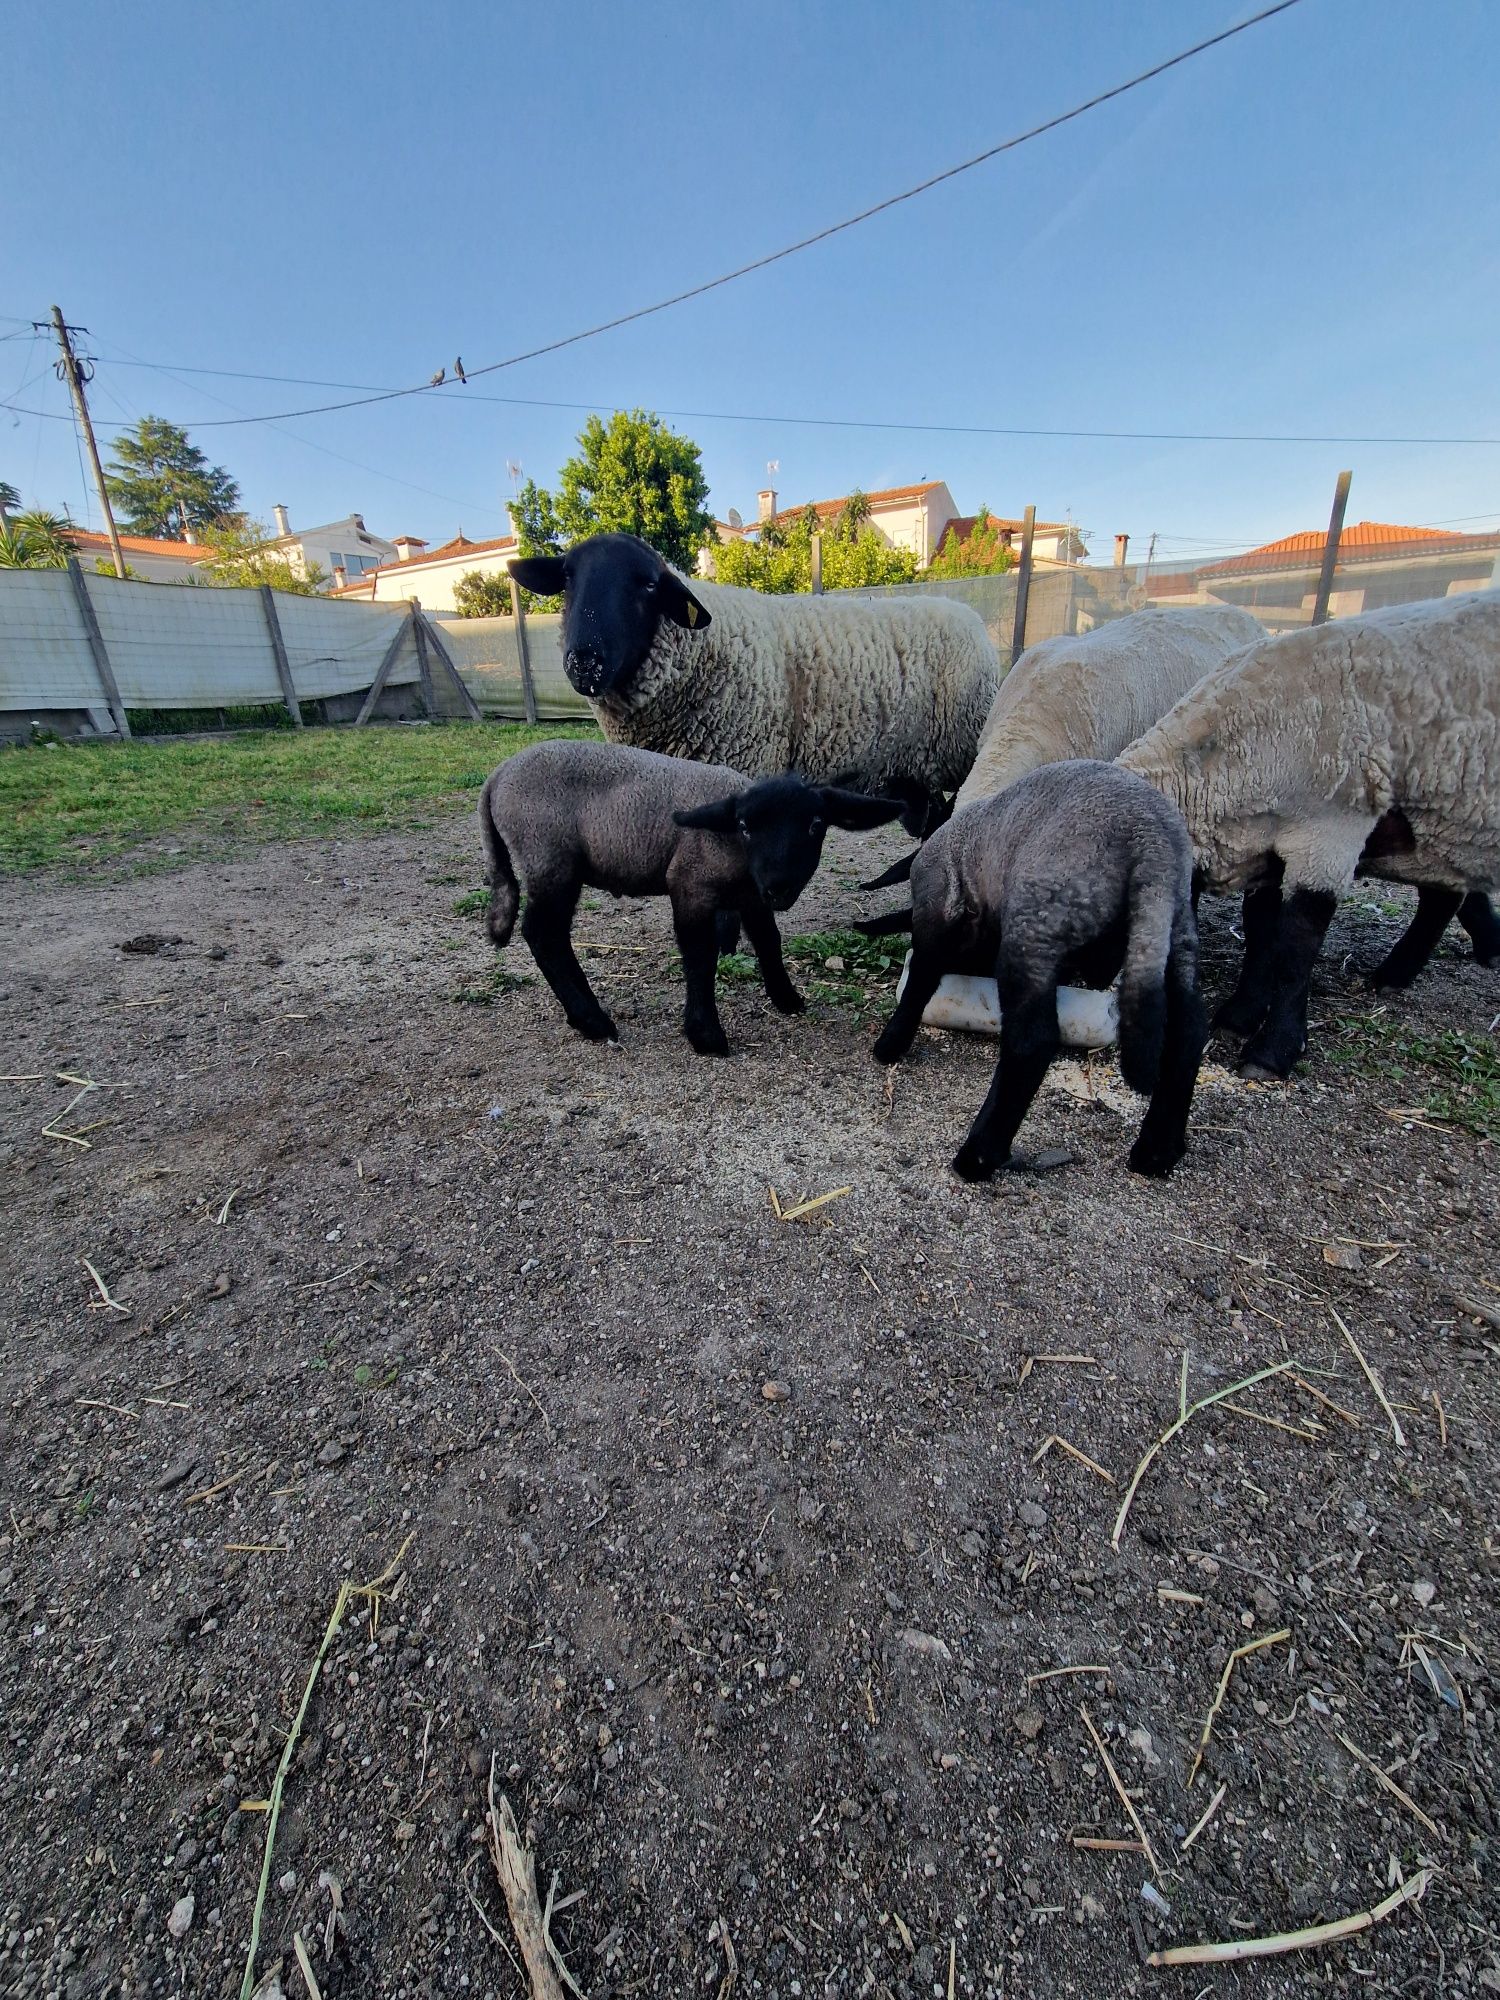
[809,817,824,834]
[737,819,749,836]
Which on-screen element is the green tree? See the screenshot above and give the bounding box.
[925,507,1015,581]
[0,479,20,526]
[711,508,917,594]
[453,569,514,617]
[104,417,240,540]
[0,509,77,569]
[511,410,713,573]
[199,517,324,594]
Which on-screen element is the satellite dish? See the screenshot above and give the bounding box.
[727,507,743,530]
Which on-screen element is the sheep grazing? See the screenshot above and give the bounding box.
[870,761,1207,1181]
[1120,588,1500,1077]
[477,740,902,1055]
[508,533,1000,836]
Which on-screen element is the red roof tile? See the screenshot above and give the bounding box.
[328,531,517,593]
[69,528,215,562]
[1200,521,1498,577]
[763,481,949,527]
[935,513,1069,554]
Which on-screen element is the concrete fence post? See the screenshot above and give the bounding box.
[64,557,130,737]
[1310,470,1353,626]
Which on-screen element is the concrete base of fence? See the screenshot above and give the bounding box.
[0,706,119,745]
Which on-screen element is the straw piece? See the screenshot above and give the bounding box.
[1079,1704,1160,1879]
[1328,1304,1406,1446]
[1031,1433,1115,1483]
[1147,1868,1434,1967]
[1111,1360,1294,1549]
[1026,1664,1110,1686]
[80,1257,130,1316]
[486,1761,575,1998]
[777,1185,852,1223]
[292,1932,322,1999]
[1180,1780,1227,1851]
[1288,1373,1361,1427]
[1220,1400,1321,1441]
[1188,1628,1291,1787]
[1334,1730,1441,1839]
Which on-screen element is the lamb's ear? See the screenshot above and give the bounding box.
[818,787,908,831]
[673,796,739,833]
[507,555,566,595]
[658,572,711,632]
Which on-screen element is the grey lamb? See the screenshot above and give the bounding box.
[868,761,1207,1180]
[477,740,902,1055]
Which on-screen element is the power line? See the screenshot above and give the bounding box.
[90,0,1308,433]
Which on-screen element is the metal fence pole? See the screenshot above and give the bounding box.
[1009,506,1036,666]
[510,576,539,726]
[258,585,304,728]
[1310,470,1352,626]
[64,557,130,737]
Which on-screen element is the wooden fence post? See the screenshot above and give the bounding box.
[810,533,823,595]
[1309,469,1352,626]
[354,607,416,725]
[409,596,440,720]
[64,557,130,738]
[1009,506,1036,666]
[258,585,304,728]
[510,576,539,726]
[419,612,483,722]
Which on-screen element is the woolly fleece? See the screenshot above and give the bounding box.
[957,604,1266,808]
[588,577,1001,798]
[1120,589,1500,897]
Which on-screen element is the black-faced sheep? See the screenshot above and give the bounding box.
[508,533,1000,836]
[478,740,901,1055]
[868,761,1207,1180]
[1120,589,1500,1077]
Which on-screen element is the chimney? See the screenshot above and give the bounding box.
[273,504,291,539]
[1113,533,1130,567]
[757,488,778,522]
[392,534,425,563]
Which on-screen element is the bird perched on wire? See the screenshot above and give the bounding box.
[454,356,467,384]
[429,367,446,388]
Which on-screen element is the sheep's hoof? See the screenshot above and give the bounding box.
[569,1012,619,1042]
[771,987,806,1015]
[1238,1056,1292,1082]
[1369,957,1420,990]
[686,1022,730,1057]
[1211,995,1266,1035]
[871,1032,907,1066]
[1128,1138,1183,1178]
[951,1144,996,1184]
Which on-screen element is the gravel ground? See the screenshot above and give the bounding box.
[0,813,1495,2000]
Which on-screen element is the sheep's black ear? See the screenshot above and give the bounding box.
[658,572,711,632]
[818,787,907,831]
[508,555,566,594]
[673,797,739,833]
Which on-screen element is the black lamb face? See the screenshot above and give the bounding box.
[675,777,908,913]
[508,532,710,701]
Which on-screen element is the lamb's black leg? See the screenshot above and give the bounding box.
[674,905,729,1056]
[1129,928,1208,1177]
[521,886,616,1041]
[872,949,944,1064]
[1372,884,1461,988]
[952,983,1059,1182]
[715,910,743,957]
[1237,887,1337,1078]
[741,901,805,1015]
[1458,891,1500,967]
[1213,876,1283,1035]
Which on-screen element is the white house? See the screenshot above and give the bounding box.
[327,530,520,614]
[67,528,215,583]
[750,481,961,567]
[932,513,1085,568]
[266,506,401,591]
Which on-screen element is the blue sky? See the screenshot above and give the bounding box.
[4,0,1497,563]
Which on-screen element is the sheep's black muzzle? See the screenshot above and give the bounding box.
[565,650,609,697]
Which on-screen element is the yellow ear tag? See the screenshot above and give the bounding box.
[686,601,699,627]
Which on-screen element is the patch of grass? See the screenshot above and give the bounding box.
[713,926,906,1017]
[0,721,596,875]
[452,886,490,917]
[353,1358,401,1391]
[452,960,534,1006]
[1330,1013,1500,1138]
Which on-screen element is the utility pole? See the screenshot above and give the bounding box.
[45,306,127,579]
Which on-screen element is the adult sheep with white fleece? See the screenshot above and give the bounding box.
[1120,588,1500,1078]
[954,604,1267,809]
[508,532,1001,835]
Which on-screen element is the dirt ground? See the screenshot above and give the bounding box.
[1,809,1496,2000]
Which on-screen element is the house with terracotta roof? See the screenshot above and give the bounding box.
[328,529,520,613]
[1175,520,1500,623]
[67,528,216,584]
[934,513,1085,569]
[263,506,401,591]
